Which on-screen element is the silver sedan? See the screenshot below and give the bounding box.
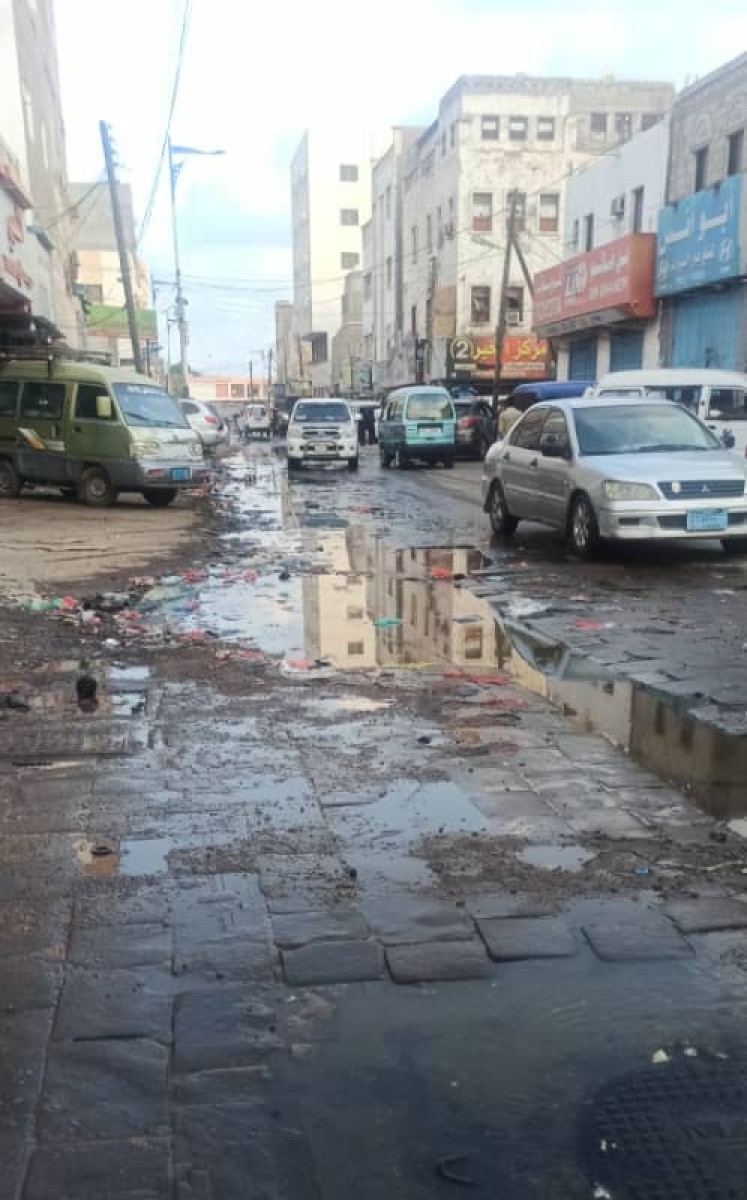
[481,395,747,557]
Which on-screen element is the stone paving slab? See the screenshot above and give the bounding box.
[68,921,172,969]
[281,939,385,986]
[0,1010,53,1134]
[173,933,277,984]
[53,966,173,1042]
[23,1138,170,1199]
[477,916,577,962]
[0,1130,30,1200]
[465,893,559,920]
[0,898,71,959]
[37,1039,169,1142]
[664,898,747,934]
[385,939,491,984]
[171,1065,271,1108]
[1,957,63,1013]
[582,916,694,962]
[271,907,369,949]
[173,986,283,1074]
[359,896,474,946]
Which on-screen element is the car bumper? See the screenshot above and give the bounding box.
[597,501,747,540]
[110,459,210,490]
[287,440,358,461]
[404,442,454,460]
[197,430,228,447]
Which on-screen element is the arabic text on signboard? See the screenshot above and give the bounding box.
[656,173,742,296]
[533,234,655,332]
[450,335,550,377]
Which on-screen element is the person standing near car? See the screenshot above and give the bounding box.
[498,396,523,437]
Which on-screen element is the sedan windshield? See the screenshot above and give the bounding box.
[113,384,188,429]
[292,402,351,423]
[407,393,453,420]
[573,403,720,456]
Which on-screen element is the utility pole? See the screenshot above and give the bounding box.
[168,140,189,397]
[248,360,254,400]
[99,121,144,374]
[425,255,437,382]
[267,347,274,396]
[492,190,518,411]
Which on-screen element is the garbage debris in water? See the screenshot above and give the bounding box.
[0,692,30,712]
[651,1049,670,1065]
[374,617,402,628]
[574,619,615,631]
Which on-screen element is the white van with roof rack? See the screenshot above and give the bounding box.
[593,369,747,457]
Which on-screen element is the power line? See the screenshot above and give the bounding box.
[137,0,194,246]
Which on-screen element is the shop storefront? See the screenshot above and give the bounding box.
[657,173,747,371]
[533,233,657,383]
[447,334,552,391]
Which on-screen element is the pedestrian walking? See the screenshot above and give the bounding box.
[498,397,523,437]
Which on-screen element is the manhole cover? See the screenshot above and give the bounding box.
[579,1058,747,1199]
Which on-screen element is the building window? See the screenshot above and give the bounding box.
[615,112,632,140]
[694,145,709,191]
[538,192,559,233]
[411,224,418,262]
[81,283,103,303]
[347,641,365,656]
[583,212,594,252]
[481,115,500,140]
[340,208,359,226]
[590,112,607,135]
[472,191,493,232]
[230,383,245,399]
[450,122,456,147]
[411,304,417,335]
[385,184,392,218]
[339,163,359,182]
[426,213,433,250]
[537,116,556,141]
[216,382,229,399]
[631,186,645,233]
[571,218,580,250]
[728,129,744,177]
[386,256,392,289]
[641,112,661,131]
[471,286,491,325]
[507,286,523,323]
[510,190,526,232]
[341,251,360,270]
[508,115,528,141]
[311,333,328,364]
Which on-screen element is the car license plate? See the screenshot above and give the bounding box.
[171,468,190,481]
[686,509,728,532]
[418,424,442,438]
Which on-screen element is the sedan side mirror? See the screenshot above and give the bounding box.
[540,434,570,459]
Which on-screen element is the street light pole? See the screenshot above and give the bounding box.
[168,139,189,397]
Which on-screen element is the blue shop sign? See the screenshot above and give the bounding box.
[656,174,742,296]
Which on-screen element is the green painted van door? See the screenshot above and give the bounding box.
[65,383,130,470]
[16,380,69,483]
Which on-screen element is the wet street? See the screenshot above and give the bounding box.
[3,441,747,1199]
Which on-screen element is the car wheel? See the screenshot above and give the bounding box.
[0,459,22,498]
[143,488,177,507]
[348,456,359,472]
[722,537,747,556]
[569,493,600,558]
[443,456,455,470]
[288,457,301,473]
[394,449,409,469]
[78,466,117,508]
[488,482,518,537]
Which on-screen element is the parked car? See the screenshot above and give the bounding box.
[243,403,271,439]
[180,399,228,450]
[454,397,496,459]
[286,398,359,471]
[0,358,207,507]
[379,386,456,469]
[482,394,747,558]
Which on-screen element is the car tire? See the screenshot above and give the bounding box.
[288,457,301,473]
[348,456,359,472]
[569,493,600,558]
[721,537,747,555]
[443,456,455,470]
[143,488,177,508]
[488,482,518,538]
[394,449,409,469]
[78,466,117,508]
[0,460,22,498]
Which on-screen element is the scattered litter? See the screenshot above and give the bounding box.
[374,617,402,628]
[443,673,513,686]
[0,692,30,712]
[593,1186,613,1199]
[574,619,615,631]
[417,735,432,745]
[651,1049,670,1064]
[683,1046,699,1058]
[633,865,650,877]
[91,843,115,858]
[504,597,553,619]
[431,567,453,580]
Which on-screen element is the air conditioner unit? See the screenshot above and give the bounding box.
[506,310,521,326]
[610,195,625,218]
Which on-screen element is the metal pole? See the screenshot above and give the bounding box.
[99,121,144,374]
[168,139,189,397]
[248,360,253,400]
[492,191,517,410]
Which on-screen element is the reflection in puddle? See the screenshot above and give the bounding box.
[518,844,596,872]
[74,837,119,878]
[119,837,174,876]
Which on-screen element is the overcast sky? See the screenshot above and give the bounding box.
[56,0,747,375]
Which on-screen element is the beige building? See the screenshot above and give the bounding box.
[0,0,80,341]
[330,270,363,395]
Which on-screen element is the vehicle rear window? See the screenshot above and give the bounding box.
[709,388,747,420]
[574,403,719,456]
[20,381,65,420]
[293,402,350,423]
[0,380,18,416]
[406,392,453,420]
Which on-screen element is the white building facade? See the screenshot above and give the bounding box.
[534,117,670,380]
[290,128,384,394]
[364,74,673,394]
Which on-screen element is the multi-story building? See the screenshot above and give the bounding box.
[657,54,747,373]
[330,270,362,395]
[533,117,669,379]
[290,127,384,394]
[0,132,55,328]
[364,74,673,394]
[0,0,80,341]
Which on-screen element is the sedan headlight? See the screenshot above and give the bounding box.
[602,480,660,501]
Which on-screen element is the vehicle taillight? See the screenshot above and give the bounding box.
[204,415,218,426]
[458,417,478,428]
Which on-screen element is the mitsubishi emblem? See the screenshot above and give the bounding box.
[702,484,710,494]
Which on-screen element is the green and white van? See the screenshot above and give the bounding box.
[0,359,208,506]
[379,385,456,469]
